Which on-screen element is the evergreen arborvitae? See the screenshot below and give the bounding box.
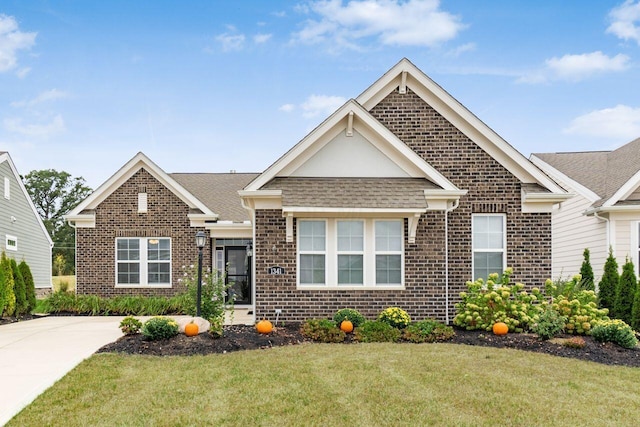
[598,248,619,312]
[19,260,36,313]
[0,253,16,316]
[0,259,5,315]
[10,258,27,316]
[631,285,640,331]
[614,257,637,324]
[579,248,595,291]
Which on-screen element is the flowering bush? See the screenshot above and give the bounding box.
[378,307,411,329]
[591,319,638,349]
[563,336,586,349]
[119,316,143,335]
[547,276,609,335]
[179,264,233,325]
[141,316,179,341]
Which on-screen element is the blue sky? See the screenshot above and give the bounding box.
[1,0,639,189]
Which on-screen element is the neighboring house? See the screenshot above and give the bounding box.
[532,137,640,280]
[0,152,53,289]
[66,58,569,323]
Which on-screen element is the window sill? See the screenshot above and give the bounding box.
[115,284,172,289]
[296,285,404,291]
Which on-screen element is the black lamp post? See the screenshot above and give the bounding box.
[195,231,207,317]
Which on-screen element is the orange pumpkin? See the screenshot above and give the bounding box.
[340,320,354,333]
[256,319,273,334]
[185,321,199,337]
[492,322,509,336]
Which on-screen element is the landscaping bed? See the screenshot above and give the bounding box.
[96,323,640,367]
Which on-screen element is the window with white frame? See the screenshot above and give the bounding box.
[116,237,171,286]
[297,218,404,287]
[472,214,506,280]
[4,177,9,199]
[6,235,17,251]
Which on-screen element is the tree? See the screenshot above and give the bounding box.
[632,284,640,331]
[10,258,27,316]
[18,260,36,313]
[598,247,619,312]
[614,257,637,324]
[579,248,595,291]
[22,169,92,274]
[1,253,16,316]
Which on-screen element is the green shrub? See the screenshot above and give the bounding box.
[531,307,566,340]
[10,259,27,316]
[333,308,366,327]
[209,316,224,338]
[119,316,143,335]
[18,261,36,312]
[354,320,401,343]
[454,269,545,332]
[141,316,179,341]
[563,336,586,349]
[182,264,232,327]
[300,319,346,343]
[579,248,595,291]
[378,307,411,329]
[613,258,637,324]
[403,320,455,343]
[632,286,640,331]
[1,252,16,316]
[598,247,619,311]
[591,319,638,349]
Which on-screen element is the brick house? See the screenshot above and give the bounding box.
[66,59,569,323]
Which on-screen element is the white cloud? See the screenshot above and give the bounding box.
[518,51,629,83]
[292,0,464,50]
[254,33,272,44]
[11,89,69,108]
[215,32,246,51]
[279,103,295,112]
[446,42,475,57]
[3,114,66,138]
[563,105,640,140]
[0,14,37,73]
[301,94,346,118]
[607,0,640,45]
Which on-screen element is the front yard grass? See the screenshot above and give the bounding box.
[9,343,640,426]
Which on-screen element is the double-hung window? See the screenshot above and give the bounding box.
[116,237,171,286]
[472,214,506,280]
[298,218,403,287]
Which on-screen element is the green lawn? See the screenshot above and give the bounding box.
[9,343,640,426]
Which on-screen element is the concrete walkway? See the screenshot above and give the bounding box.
[0,316,125,425]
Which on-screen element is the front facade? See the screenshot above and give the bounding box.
[67,59,569,323]
[532,138,640,280]
[0,152,53,289]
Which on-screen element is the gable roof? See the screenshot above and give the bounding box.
[64,152,218,225]
[0,152,53,246]
[244,98,463,195]
[532,137,640,209]
[171,173,258,222]
[356,58,567,195]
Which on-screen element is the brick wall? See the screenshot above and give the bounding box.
[253,88,551,322]
[76,168,211,297]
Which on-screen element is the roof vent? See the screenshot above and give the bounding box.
[230,169,236,174]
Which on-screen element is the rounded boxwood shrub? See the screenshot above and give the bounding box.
[378,307,411,329]
[300,319,346,343]
[403,319,455,343]
[333,308,366,328]
[354,320,401,342]
[591,319,638,349]
[141,316,179,341]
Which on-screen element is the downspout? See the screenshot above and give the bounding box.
[444,199,460,325]
[67,219,78,294]
[593,211,610,249]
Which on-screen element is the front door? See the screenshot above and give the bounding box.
[225,246,251,305]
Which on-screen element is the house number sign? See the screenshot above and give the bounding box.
[268,266,286,275]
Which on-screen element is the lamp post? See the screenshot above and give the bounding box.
[195,231,207,317]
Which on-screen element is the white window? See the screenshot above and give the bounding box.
[472,214,506,280]
[6,235,17,251]
[297,218,404,288]
[116,237,171,286]
[4,177,9,199]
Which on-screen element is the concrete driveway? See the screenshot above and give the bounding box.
[0,316,125,425]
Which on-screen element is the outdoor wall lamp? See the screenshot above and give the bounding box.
[195,231,206,317]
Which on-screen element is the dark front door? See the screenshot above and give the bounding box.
[225,246,251,305]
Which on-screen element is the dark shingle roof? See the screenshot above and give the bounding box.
[534,137,640,204]
[261,177,440,209]
[170,173,259,222]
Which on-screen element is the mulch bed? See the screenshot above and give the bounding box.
[95,323,640,368]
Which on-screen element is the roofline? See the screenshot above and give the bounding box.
[530,154,600,203]
[0,153,54,246]
[66,152,217,217]
[585,205,640,215]
[356,58,567,195]
[603,168,640,207]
